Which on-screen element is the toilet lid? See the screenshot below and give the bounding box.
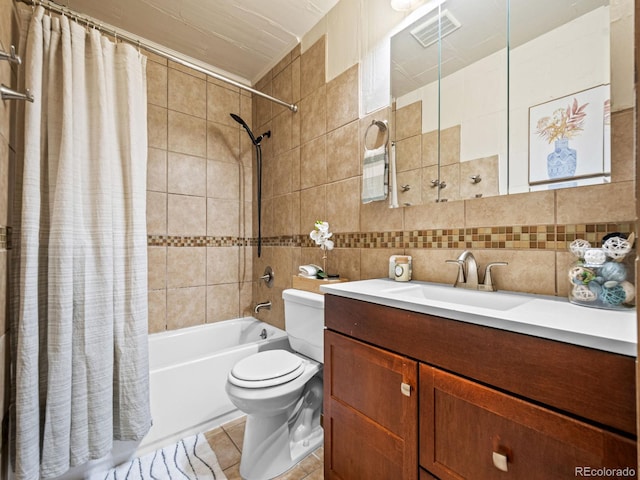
[229,350,305,388]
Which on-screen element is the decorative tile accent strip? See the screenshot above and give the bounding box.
[148,222,634,251]
[147,235,249,247]
[557,223,634,248]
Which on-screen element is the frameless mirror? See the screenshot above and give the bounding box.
[391,0,508,204]
[509,0,617,193]
[391,0,632,203]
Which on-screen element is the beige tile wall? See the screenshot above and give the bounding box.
[0,4,637,470]
[250,35,636,330]
[0,0,18,473]
[145,53,255,334]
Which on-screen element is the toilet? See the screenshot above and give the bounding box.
[225,288,325,480]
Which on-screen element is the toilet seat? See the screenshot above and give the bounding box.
[228,350,305,388]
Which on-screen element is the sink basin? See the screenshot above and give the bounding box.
[380,283,531,311]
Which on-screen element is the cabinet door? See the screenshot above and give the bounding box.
[419,364,637,479]
[324,330,418,480]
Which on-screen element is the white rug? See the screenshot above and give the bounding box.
[94,434,227,480]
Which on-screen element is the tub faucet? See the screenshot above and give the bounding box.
[254,301,271,313]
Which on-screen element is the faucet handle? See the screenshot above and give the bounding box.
[482,262,508,291]
[445,259,466,286]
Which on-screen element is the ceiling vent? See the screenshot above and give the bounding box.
[410,9,461,48]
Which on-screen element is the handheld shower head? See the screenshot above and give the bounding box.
[229,113,264,146]
[230,112,271,257]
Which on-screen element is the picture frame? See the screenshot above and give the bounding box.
[528,84,610,186]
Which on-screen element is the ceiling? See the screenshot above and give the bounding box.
[61,0,340,85]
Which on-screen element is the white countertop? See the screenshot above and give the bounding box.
[320,278,638,357]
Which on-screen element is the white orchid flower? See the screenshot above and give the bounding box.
[310,220,334,250]
[310,229,323,245]
[315,220,329,233]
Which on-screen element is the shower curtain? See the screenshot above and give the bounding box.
[10,6,151,480]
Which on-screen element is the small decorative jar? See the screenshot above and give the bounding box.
[393,255,412,282]
[568,234,635,310]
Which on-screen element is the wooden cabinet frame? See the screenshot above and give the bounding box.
[324,294,637,479]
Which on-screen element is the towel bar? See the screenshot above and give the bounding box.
[0,46,21,65]
[364,119,389,149]
[1,84,34,103]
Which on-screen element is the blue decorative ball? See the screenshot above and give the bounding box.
[588,282,603,297]
[599,262,627,283]
[601,285,626,305]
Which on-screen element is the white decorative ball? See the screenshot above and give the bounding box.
[572,285,596,302]
[569,239,591,257]
[619,281,635,304]
[602,236,632,260]
[583,248,607,265]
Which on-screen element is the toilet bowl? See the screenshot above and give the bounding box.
[225,289,324,480]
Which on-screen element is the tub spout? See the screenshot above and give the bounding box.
[254,301,271,313]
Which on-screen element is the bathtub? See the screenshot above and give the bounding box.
[51,317,288,480]
[137,317,290,455]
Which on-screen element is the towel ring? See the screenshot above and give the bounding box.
[364,119,389,150]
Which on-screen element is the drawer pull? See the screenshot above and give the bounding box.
[401,382,411,397]
[492,451,508,472]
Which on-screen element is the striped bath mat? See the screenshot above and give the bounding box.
[95,434,227,480]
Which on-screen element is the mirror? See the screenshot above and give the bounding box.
[391,0,630,204]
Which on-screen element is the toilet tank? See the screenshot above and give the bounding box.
[282,289,325,363]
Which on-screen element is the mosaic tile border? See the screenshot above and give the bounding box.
[148,222,635,251]
[147,235,254,247]
[0,226,7,250]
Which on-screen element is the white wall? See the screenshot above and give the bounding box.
[302,0,413,114]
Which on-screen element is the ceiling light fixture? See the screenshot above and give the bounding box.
[390,0,423,12]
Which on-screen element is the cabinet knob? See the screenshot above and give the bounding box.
[492,451,508,472]
[401,382,411,397]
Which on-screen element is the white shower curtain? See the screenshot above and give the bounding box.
[11,6,151,480]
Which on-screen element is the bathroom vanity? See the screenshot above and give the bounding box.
[321,279,637,480]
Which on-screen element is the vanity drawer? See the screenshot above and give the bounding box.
[419,364,637,480]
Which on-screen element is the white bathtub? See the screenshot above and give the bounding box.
[52,317,288,480]
[138,317,290,455]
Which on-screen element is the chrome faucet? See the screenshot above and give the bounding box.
[254,301,272,313]
[446,250,479,289]
[446,250,507,291]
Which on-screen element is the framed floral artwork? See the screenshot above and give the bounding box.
[528,84,610,186]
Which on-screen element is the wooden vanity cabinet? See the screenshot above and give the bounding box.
[323,330,418,480]
[420,365,636,479]
[324,294,637,480]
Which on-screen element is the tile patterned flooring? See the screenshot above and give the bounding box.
[203,416,324,480]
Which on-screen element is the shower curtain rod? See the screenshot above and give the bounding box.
[20,0,299,113]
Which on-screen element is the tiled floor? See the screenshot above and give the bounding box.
[203,416,324,480]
